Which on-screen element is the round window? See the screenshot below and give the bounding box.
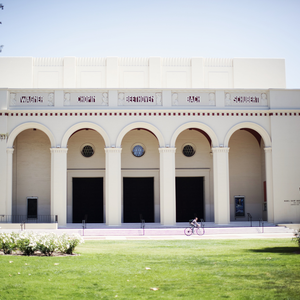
[81,145,94,158]
[183,144,195,157]
[132,145,145,157]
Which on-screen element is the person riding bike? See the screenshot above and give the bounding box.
[190,217,200,228]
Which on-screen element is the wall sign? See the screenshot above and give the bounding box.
[10,92,54,106]
[64,92,107,106]
[172,92,215,106]
[235,196,245,217]
[284,199,300,206]
[119,93,161,106]
[226,93,268,106]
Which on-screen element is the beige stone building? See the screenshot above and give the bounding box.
[0,57,299,227]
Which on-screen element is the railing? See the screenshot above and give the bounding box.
[247,213,252,227]
[0,215,58,223]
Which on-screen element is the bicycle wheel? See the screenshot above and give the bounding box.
[196,227,205,236]
[184,227,193,236]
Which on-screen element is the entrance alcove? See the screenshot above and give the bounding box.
[66,128,106,223]
[121,128,159,223]
[228,129,266,221]
[12,129,51,218]
[174,128,213,222]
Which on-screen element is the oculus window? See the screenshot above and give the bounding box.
[132,144,145,157]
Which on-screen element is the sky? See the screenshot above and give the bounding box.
[0,0,299,88]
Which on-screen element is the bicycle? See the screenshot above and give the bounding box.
[184,224,205,236]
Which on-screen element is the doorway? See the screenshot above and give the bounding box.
[176,177,204,222]
[123,177,154,223]
[72,177,103,223]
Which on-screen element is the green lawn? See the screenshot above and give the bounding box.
[0,239,299,299]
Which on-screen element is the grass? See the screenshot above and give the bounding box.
[0,239,299,299]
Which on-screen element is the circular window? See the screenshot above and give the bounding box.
[132,145,145,157]
[81,145,94,158]
[183,144,195,157]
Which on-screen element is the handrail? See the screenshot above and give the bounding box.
[0,215,57,223]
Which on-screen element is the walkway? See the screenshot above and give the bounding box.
[1,221,296,240]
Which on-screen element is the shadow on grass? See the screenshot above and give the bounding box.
[247,247,300,255]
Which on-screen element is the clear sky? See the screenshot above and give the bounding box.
[0,0,299,88]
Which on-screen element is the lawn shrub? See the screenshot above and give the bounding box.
[0,232,18,254]
[16,232,39,256]
[0,232,84,256]
[293,229,300,247]
[58,233,84,254]
[37,232,59,256]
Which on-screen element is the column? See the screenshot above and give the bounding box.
[5,148,14,218]
[264,147,274,223]
[50,148,68,227]
[105,148,122,226]
[159,148,176,225]
[212,147,230,224]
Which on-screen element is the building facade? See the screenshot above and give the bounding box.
[0,57,299,227]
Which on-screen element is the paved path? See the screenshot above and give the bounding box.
[1,221,297,240]
[83,232,294,240]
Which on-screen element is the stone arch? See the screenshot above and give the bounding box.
[116,122,165,147]
[7,122,56,148]
[170,122,219,147]
[61,122,110,148]
[224,122,271,147]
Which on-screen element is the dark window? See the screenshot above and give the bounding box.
[27,198,37,218]
[183,145,195,157]
[81,145,94,158]
[132,145,145,157]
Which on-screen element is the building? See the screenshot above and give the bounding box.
[0,56,299,227]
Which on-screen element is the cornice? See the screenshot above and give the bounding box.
[104,148,122,154]
[6,148,14,154]
[212,147,230,153]
[159,148,176,153]
[50,148,68,153]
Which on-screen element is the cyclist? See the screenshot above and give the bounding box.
[190,217,200,228]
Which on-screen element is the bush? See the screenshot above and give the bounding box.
[37,233,59,256]
[16,232,38,256]
[0,232,84,256]
[0,232,18,254]
[58,233,84,255]
[293,229,300,247]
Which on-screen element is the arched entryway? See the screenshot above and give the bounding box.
[66,128,106,223]
[228,128,267,221]
[11,128,52,221]
[120,128,160,223]
[174,128,213,222]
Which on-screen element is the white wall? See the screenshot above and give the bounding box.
[271,115,300,223]
[0,57,287,89]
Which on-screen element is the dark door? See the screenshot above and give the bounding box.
[123,177,154,223]
[176,177,204,222]
[73,177,103,223]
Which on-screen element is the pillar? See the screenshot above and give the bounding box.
[159,148,176,225]
[105,148,122,225]
[264,147,274,223]
[50,148,68,227]
[5,148,14,217]
[212,147,230,224]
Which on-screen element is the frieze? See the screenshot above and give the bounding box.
[64,92,107,106]
[119,93,161,106]
[10,92,54,107]
[225,92,268,106]
[172,92,215,106]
